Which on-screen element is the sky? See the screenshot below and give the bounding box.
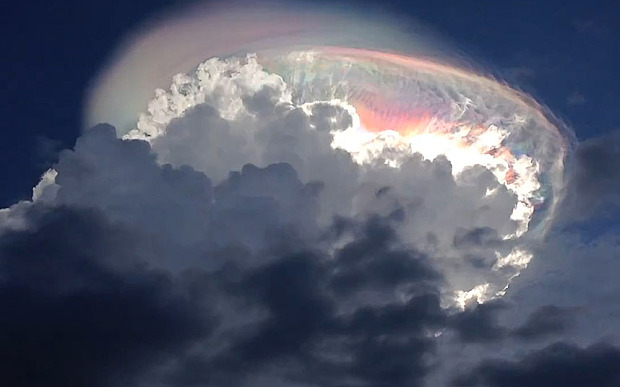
[1,1,620,386]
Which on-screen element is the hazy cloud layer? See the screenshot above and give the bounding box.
[453,342,620,387]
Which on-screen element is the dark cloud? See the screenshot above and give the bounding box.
[453,342,620,387]
[559,132,620,224]
[2,124,453,386]
[328,215,440,295]
[449,300,508,343]
[2,81,617,387]
[0,205,210,387]
[167,215,445,387]
[566,91,587,106]
[447,303,577,345]
[49,124,324,271]
[454,227,502,249]
[513,305,576,341]
[572,133,620,200]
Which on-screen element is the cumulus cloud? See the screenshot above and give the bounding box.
[164,215,446,387]
[1,168,446,386]
[3,44,620,387]
[448,301,508,343]
[0,205,210,386]
[1,113,449,385]
[121,54,533,305]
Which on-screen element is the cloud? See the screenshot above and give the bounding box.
[2,124,617,386]
[557,132,620,225]
[445,302,575,345]
[2,122,452,386]
[0,205,210,387]
[453,342,620,387]
[2,41,618,387]
[513,305,576,341]
[448,301,508,343]
[164,214,445,387]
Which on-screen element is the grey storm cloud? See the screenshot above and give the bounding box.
[512,305,577,341]
[0,205,211,387]
[1,119,618,387]
[0,118,528,386]
[0,164,445,386]
[0,118,450,386]
[166,216,445,387]
[2,46,620,387]
[448,301,509,343]
[447,302,574,345]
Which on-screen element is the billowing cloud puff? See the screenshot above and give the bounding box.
[2,127,448,385]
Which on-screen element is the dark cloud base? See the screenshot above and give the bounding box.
[0,206,210,386]
[454,342,620,387]
[2,125,620,386]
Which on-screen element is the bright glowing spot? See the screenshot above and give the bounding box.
[454,284,491,309]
